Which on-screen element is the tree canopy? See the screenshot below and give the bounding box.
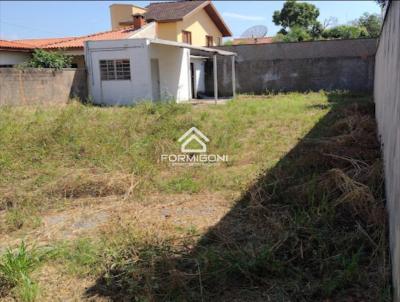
[353,13,382,37]
[322,25,369,39]
[273,0,321,33]
[272,0,382,42]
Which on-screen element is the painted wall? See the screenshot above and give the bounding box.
[110,4,146,30]
[130,22,157,39]
[374,1,400,300]
[157,22,179,42]
[85,39,152,105]
[0,68,87,105]
[0,51,31,66]
[209,39,377,96]
[149,44,190,102]
[156,10,223,47]
[85,39,191,105]
[177,8,223,46]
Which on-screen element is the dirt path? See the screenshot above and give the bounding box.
[0,192,236,251]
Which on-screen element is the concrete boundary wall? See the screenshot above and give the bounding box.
[374,1,400,300]
[208,38,377,95]
[0,68,87,106]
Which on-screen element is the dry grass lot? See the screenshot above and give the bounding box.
[0,92,391,301]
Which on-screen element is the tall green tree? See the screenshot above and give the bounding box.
[273,0,321,34]
[352,13,382,37]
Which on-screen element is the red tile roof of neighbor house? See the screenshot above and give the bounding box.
[13,37,75,47]
[43,26,138,49]
[11,26,138,50]
[0,40,34,50]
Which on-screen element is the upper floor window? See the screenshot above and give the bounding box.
[182,31,192,45]
[206,35,214,47]
[100,59,131,81]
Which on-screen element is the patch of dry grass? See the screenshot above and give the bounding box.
[0,92,390,301]
[82,95,390,301]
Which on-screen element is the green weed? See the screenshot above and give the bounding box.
[0,242,42,301]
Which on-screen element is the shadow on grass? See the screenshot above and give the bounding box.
[85,92,390,301]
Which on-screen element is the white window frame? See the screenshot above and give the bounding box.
[100,59,131,81]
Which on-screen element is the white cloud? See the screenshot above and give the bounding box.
[222,12,265,21]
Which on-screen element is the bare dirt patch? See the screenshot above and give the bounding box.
[0,192,234,252]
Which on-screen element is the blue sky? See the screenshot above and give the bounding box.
[0,1,381,40]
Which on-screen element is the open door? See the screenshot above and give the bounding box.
[151,59,160,101]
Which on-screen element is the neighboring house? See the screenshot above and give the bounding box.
[0,40,33,67]
[110,1,231,47]
[0,1,231,68]
[232,37,274,45]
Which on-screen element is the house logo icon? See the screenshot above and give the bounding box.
[178,127,210,153]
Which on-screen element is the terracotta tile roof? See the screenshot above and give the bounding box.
[13,37,75,47]
[144,1,207,21]
[44,27,138,49]
[12,27,138,50]
[0,40,34,50]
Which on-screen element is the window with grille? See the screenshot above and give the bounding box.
[182,31,192,45]
[206,35,213,47]
[100,59,131,80]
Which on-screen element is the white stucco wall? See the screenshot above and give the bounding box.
[0,51,31,66]
[149,44,191,102]
[85,38,192,105]
[85,39,152,105]
[374,1,400,300]
[129,22,157,39]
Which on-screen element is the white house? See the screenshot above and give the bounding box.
[0,40,33,67]
[84,38,236,105]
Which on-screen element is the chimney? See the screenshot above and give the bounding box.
[133,14,146,30]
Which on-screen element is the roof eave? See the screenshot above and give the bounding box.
[203,2,232,37]
[0,47,32,52]
[149,38,236,56]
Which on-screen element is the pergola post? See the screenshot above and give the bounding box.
[213,54,218,104]
[231,55,236,99]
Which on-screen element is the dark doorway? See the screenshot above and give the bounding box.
[190,62,195,99]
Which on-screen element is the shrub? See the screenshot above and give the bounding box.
[322,25,369,39]
[23,49,72,70]
[274,26,312,42]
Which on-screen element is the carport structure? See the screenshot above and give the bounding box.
[149,39,237,102]
[85,38,236,105]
